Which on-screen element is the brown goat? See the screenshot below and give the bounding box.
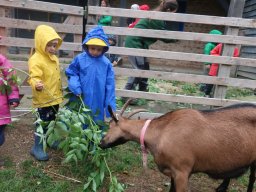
[100,103,256,192]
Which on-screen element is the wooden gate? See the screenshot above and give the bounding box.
[0,0,256,117]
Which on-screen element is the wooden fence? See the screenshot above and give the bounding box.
[0,0,256,117]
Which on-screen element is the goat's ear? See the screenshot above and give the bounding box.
[108,105,119,123]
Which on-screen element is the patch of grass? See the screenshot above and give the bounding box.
[226,88,254,99]
[0,160,84,192]
[181,83,198,95]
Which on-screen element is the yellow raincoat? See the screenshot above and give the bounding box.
[28,25,63,108]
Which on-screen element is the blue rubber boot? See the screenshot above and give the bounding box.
[0,126,5,146]
[30,135,49,161]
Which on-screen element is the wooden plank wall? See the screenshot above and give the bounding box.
[237,0,256,80]
[0,0,256,116]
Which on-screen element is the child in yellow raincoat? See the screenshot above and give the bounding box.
[28,25,63,161]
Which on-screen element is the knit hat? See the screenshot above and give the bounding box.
[209,29,223,35]
[140,4,150,11]
[131,4,139,10]
[86,38,107,46]
[107,34,117,45]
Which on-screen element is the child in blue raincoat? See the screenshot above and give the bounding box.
[65,26,116,124]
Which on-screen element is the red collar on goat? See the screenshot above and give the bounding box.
[140,119,152,169]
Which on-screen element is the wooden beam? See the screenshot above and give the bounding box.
[87,0,100,25]
[114,68,256,89]
[88,6,256,28]
[116,89,256,107]
[214,0,246,99]
[10,63,256,89]
[0,17,83,34]
[19,86,256,107]
[4,42,256,67]
[0,0,84,16]
[86,25,256,46]
[108,47,256,67]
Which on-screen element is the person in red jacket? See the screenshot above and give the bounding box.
[204,43,239,97]
[128,4,150,28]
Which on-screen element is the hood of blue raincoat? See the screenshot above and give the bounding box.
[82,26,109,56]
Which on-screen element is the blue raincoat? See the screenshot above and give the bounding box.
[65,26,116,122]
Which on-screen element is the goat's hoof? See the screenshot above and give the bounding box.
[215,187,228,192]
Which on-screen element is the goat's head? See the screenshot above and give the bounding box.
[99,106,127,149]
[100,98,147,149]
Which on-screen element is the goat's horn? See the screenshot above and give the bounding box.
[119,98,133,116]
[127,109,148,119]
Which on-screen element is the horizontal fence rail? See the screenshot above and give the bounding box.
[2,37,256,67]
[88,6,256,28]
[14,66,256,90]
[19,86,256,107]
[0,0,83,15]
[86,25,256,46]
[0,17,83,34]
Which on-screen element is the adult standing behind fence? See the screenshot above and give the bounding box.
[97,0,112,26]
[123,0,179,94]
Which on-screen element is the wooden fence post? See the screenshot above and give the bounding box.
[0,7,7,56]
[87,0,100,25]
[213,0,245,99]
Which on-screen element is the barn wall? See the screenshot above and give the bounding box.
[237,0,256,79]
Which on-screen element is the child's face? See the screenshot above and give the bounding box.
[45,39,59,55]
[88,45,104,57]
[101,0,107,7]
[108,39,115,46]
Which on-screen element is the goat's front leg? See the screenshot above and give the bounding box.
[215,179,230,192]
[169,178,176,192]
[173,171,189,192]
[247,163,256,192]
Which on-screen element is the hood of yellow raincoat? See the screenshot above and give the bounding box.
[34,25,62,56]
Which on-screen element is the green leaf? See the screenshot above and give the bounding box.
[63,154,74,164]
[58,139,68,149]
[117,183,125,191]
[92,179,97,192]
[70,142,79,148]
[45,122,55,136]
[83,179,91,190]
[100,163,105,182]
[79,143,88,152]
[75,150,83,160]
[82,108,91,112]
[73,153,78,164]
[66,149,76,157]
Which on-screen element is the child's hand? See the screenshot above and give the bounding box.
[35,81,44,91]
[112,61,118,67]
[10,102,19,108]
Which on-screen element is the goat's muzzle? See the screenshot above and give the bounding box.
[99,137,109,149]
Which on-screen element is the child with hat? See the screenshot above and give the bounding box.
[66,26,116,124]
[104,34,122,66]
[28,25,63,161]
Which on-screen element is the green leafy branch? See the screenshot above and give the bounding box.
[36,93,125,192]
[0,68,21,95]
